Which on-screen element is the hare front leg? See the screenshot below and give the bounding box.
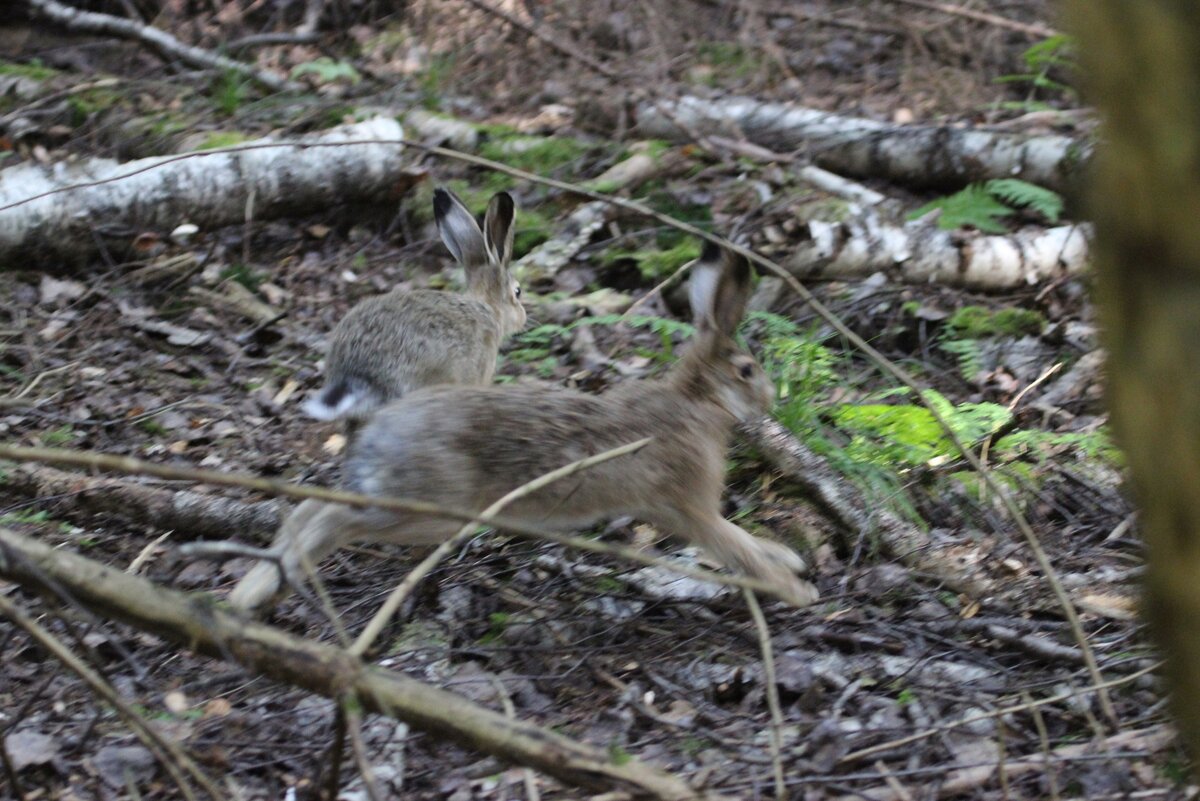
[649,508,818,607]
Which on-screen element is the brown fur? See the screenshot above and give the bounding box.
[303,189,525,423]
[232,245,817,610]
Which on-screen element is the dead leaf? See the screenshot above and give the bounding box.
[93,745,155,789]
[204,698,233,718]
[124,318,212,348]
[132,232,162,252]
[306,224,331,239]
[1077,593,1138,621]
[39,275,86,306]
[164,690,189,714]
[323,433,347,455]
[5,730,58,771]
[272,379,300,406]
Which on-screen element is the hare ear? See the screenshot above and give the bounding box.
[434,187,487,265]
[483,191,516,266]
[689,240,752,337]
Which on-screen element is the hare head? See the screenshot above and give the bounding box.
[673,240,775,425]
[434,188,526,338]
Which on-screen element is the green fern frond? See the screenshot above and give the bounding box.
[940,339,986,381]
[909,185,1014,234]
[985,179,1063,223]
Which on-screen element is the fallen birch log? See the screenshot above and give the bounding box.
[5,464,283,540]
[783,208,1091,290]
[0,116,406,269]
[0,527,705,800]
[631,95,1091,194]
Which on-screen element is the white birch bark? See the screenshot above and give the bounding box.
[785,208,1091,290]
[0,117,405,268]
[636,95,1090,194]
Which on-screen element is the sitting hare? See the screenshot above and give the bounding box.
[233,241,817,610]
[303,188,526,427]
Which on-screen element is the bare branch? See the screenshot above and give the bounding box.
[25,0,296,91]
[0,527,703,800]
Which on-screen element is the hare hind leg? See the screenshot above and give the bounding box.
[228,501,464,611]
[649,508,818,607]
[229,500,383,611]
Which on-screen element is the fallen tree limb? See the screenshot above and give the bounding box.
[0,527,705,800]
[745,418,994,598]
[784,209,1091,290]
[4,463,283,540]
[0,117,406,269]
[629,95,1090,194]
[26,0,295,92]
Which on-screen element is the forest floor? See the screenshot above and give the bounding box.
[0,1,1186,799]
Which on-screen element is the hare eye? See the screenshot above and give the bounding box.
[514,285,522,298]
[738,362,755,379]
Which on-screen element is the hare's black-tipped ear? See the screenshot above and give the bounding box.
[434,187,487,265]
[483,191,516,265]
[689,241,752,336]
[713,249,753,336]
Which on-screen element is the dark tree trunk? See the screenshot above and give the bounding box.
[1069,1,1200,762]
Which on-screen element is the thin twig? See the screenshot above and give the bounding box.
[459,0,616,78]
[350,437,652,657]
[884,0,1059,38]
[839,661,1160,764]
[342,697,385,801]
[489,677,541,801]
[745,589,787,801]
[0,444,784,599]
[0,593,225,801]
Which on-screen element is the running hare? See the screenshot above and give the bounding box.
[233,242,817,610]
[303,188,526,425]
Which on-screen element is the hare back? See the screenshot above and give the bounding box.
[345,381,730,527]
[327,289,502,386]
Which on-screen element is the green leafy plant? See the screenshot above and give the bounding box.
[910,179,1063,233]
[986,179,1063,222]
[291,57,362,85]
[995,428,1123,466]
[833,390,1012,467]
[210,70,250,116]
[220,263,264,291]
[195,131,248,151]
[943,305,1045,339]
[995,34,1078,108]
[602,240,701,281]
[42,425,75,446]
[940,339,985,382]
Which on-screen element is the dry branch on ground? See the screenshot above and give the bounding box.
[0,526,705,800]
[5,463,283,540]
[26,0,295,92]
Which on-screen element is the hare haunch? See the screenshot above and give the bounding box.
[232,242,817,610]
[303,188,526,425]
